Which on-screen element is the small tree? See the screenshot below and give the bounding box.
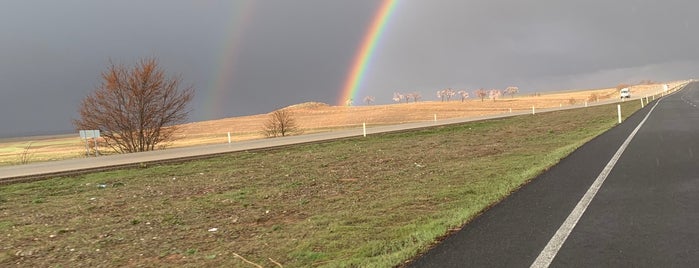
[363,96,375,105]
[17,142,34,164]
[263,109,300,137]
[412,92,422,102]
[393,92,404,103]
[405,93,414,103]
[457,90,469,102]
[73,58,194,153]
[437,89,445,102]
[504,86,519,98]
[346,98,353,106]
[437,88,456,102]
[489,89,502,101]
[475,88,488,101]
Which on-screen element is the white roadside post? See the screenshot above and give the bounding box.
[617,104,622,124]
[79,130,89,157]
[433,114,437,122]
[641,98,644,108]
[93,130,100,156]
[363,122,367,137]
[509,108,512,113]
[532,106,536,115]
[228,132,232,144]
[585,101,588,107]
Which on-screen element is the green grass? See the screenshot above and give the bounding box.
[0,102,642,267]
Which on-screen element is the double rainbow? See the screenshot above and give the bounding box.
[337,0,398,105]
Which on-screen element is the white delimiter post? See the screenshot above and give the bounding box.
[363,122,367,137]
[617,104,622,124]
[640,98,644,108]
[228,132,231,144]
[532,106,536,115]
[434,114,437,122]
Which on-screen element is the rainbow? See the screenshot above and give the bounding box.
[206,1,256,119]
[337,0,398,106]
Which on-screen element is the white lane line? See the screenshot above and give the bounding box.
[530,100,663,268]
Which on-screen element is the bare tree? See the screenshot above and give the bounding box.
[263,108,301,137]
[457,90,469,102]
[437,89,446,102]
[405,93,414,103]
[17,142,34,164]
[393,92,404,103]
[73,58,194,153]
[363,96,375,105]
[489,89,502,101]
[405,92,421,103]
[412,92,422,102]
[504,86,519,98]
[475,88,488,101]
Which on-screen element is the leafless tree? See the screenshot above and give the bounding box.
[457,90,469,102]
[437,88,456,102]
[504,86,519,98]
[17,142,34,164]
[363,96,375,105]
[475,88,488,101]
[262,108,301,137]
[405,92,421,103]
[437,90,445,102]
[412,92,422,102]
[73,58,194,153]
[489,89,502,101]
[393,92,404,103]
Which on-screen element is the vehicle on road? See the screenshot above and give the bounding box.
[620,88,631,99]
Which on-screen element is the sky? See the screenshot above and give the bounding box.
[1,0,698,138]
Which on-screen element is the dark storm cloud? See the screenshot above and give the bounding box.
[367,0,699,94]
[1,0,698,137]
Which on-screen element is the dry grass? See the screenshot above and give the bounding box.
[0,100,646,267]
[0,82,678,166]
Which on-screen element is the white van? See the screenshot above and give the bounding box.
[620,88,631,99]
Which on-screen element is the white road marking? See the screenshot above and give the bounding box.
[530,99,663,268]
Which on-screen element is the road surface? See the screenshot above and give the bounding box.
[410,82,698,267]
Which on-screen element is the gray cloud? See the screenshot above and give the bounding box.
[1,0,697,137]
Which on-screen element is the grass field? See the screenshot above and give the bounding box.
[0,100,646,267]
[0,82,676,167]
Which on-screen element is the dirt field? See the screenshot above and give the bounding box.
[0,82,681,166]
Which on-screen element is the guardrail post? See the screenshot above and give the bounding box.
[617,104,622,124]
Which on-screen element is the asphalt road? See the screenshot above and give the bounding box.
[409,82,698,267]
[2,86,674,183]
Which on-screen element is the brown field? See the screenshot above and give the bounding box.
[0,82,680,166]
